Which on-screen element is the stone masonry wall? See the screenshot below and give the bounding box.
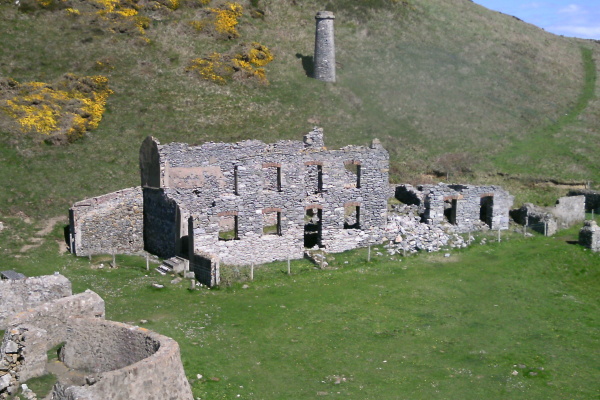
[0,325,47,399]
[0,275,71,329]
[52,318,193,400]
[70,187,143,256]
[393,183,513,234]
[552,196,586,229]
[568,189,600,212]
[0,291,105,397]
[143,188,181,258]
[1,277,192,400]
[141,129,389,270]
[579,220,600,252]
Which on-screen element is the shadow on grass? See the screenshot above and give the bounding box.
[295,53,314,78]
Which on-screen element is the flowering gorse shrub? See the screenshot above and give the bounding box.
[17,0,178,40]
[189,2,243,39]
[186,42,274,85]
[0,74,113,144]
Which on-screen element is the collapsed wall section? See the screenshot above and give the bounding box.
[393,183,513,233]
[511,196,585,236]
[0,275,71,329]
[69,187,143,256]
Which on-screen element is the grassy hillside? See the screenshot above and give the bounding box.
[0,0,599,226]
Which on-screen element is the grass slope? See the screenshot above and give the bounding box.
[3,222,599,399]
[0,0,599,225]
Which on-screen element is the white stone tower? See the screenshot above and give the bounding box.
[314,11,336,82]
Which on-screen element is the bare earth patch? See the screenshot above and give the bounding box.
[19,216,67,253]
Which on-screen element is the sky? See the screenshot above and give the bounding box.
[473,1,600,40]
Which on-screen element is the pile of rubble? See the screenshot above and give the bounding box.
[0,326,37,400]
[384,205,469,254]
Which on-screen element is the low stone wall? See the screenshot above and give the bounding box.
[511,196,585,236]
[579,221,600,252]
[69,187,143,256]
[0,291,105,397]
[0,275,71,329]
[0,325,47,396]
[52,318,193,400]
[568,189,600,212]
[189,250,220,287]
[6,290,105,345]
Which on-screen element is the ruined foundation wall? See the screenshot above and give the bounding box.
[579,220,600,252]
[70,187,143,256]
[0,291,105,397]
[53,318,193,400]
[0,275,71,329]
[568,189,600,212]
[551,196,585,229]
[394,184,513,233]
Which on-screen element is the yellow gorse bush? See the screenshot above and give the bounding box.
[187,42,273,85]
[0,74,113,143]
[210,2,242,37]
[190,2,243,39]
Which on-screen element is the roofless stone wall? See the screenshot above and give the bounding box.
[394,183,514,233]
[52,318,193,400]
[69,187,143,256]
[140,128,389,275]
[1,291,105,392]
[1,276,192,400]
[0,275,71,329]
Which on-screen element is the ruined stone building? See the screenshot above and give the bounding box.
[70,128,517,286]
[139,128,389,284]
[393,183,514,233]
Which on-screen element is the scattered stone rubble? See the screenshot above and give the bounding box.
[384,205,468,254]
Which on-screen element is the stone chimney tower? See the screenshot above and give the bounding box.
[314,11,335,82]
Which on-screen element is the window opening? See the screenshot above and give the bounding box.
[263,164,282,192]
[263,211,282,236]
[480,195,494,228]
[218,215,238,241]
[304,207,323,248]
[443,198,458,225]
[305,163,324,194]
[233,166,239,195]
[344,161,361,188]
[344,205,361,229]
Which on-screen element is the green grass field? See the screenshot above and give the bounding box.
[3,221,598,399]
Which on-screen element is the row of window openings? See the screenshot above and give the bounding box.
[218,206,361,241]
[232,164,361,194]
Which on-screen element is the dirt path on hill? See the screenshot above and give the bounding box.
[19,216,67,253]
